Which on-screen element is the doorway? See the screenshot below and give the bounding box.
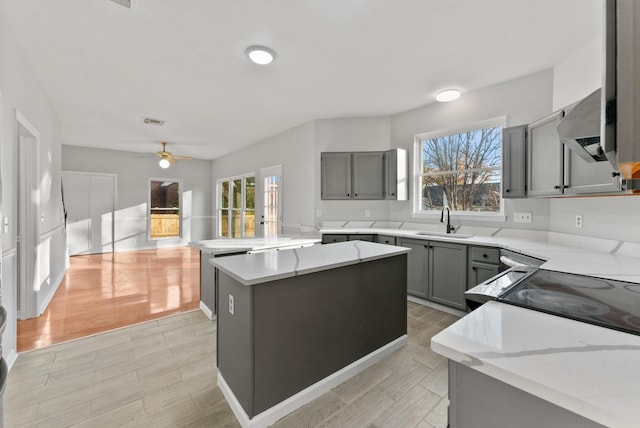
[259,165,282,236]
[62,171,116,255]
[16,111,40,320]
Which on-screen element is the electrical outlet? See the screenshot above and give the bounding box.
[364,209,371,218]
[575,215,583,228]
[228,295,235,315]
[513,212,532,223]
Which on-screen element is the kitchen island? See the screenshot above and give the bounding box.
[190,236,321,318]
[431,300,640,428]
[212,240,410,427]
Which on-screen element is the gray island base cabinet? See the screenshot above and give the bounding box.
[214,241,409,425]
[448,361,604,428]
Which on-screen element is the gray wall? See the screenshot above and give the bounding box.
[0,5,67,365]
[62,145,214,251]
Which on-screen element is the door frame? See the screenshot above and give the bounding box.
[16,110,41,320]
[62,171,117,255]
[258,165,283,237]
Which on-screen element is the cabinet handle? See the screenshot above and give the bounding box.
[354,193,358,197]
[554,185,561,190]
[391,192,395,196]
[505,189,510,193]
[472,267,477,271]
[482,254,487,258]
[563,185,569,189]
[347,193,350,197]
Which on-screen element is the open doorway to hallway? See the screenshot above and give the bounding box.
[17,247,200,352]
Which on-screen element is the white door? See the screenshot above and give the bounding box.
[62,172,115,255]
[258,165,282,237]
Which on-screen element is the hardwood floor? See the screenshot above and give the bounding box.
[17,247,200,352]
[5,302,457,427]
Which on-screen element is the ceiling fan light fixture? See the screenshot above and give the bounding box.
[435,89,461,102]
[159,158,171,169]
[246,46,276,65]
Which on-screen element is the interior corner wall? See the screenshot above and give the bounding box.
[210,121,316,236]
[388,70,555,230]
[0,6,66,366]
[61,145,213,251]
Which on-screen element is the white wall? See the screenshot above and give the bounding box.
[0,5,67,365]
[210,121,316,236]
[553,35,603,111]
[62,145,213,250]
[389,70,555,230]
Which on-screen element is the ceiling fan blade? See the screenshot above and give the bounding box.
[167,156,178,163]
[135,153,158,158]
[171,155,192,160]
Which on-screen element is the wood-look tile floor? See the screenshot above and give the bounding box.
[17,247,200,352]
[5,302,458,428]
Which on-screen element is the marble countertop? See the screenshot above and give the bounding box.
[211,240,410,286]
[190,235,321,256]
[320,227,640,283]
[431,301,640,428]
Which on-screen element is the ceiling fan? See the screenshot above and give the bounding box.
[153,142,192,168]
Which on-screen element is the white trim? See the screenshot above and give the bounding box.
[2,248,17,260]
[407,295,466,318]
[5,349,18,371]
[218,335,408,428]
[199,300,214,320]
[40,223,65,240]
[38,262,67,315]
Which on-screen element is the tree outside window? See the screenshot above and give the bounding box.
[416,122,503,214]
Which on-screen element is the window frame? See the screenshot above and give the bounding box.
[412,116,507,221]
[217,172,255,238]
[148,177,183,240]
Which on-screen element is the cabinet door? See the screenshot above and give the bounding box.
[352,152,385,199]
[469,262,500,289]
[377,235,396,245]
[397,238,429,298]
[502,125,527,198]
[527,112,565,196]
[563,146,621,195]
[429,241,468,310]
[321,152,352,199]
[322,234,347,244]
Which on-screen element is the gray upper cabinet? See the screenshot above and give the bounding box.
[502,125,527,198]
[428,241,468,310]
[527,111,565,196]
[563,145,620,195]
[352,152,385,199]
[384,149,408,200]
[321,150,403,200]
[321,152,352,199]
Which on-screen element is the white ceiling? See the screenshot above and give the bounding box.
[3,0,601,160]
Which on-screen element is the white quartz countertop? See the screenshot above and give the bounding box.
[431,301,640,428]
[320,227,640,283]
[190,236,321,256]
[211,240,410,286]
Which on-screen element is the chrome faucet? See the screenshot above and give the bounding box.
[440,206,455,234]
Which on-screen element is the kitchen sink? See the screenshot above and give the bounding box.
[414,231,474,239]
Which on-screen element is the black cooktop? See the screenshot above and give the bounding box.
[499,269,640,336]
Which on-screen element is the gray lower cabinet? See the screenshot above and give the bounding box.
[468,246,501,288]
[428,241,468,310]
[322,234,348,244]
[398,238,468,309]
[377,235,396,245]
[397,238,429,298]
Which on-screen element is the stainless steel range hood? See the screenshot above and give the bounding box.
[556,88,613,164]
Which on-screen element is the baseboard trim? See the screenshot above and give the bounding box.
[218,334,408,428]
[5,349,18,371]
[407,295,466,318]
[199,301,214,320]
[39,267,68,315]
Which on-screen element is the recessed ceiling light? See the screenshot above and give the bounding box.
[435,89,461,102]
[246,46,276,65]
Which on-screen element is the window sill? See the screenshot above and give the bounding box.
[411,211,506,223]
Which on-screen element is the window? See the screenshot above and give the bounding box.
[218,174,255,238]
[149,179,181,239]
[414,118,504,216]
